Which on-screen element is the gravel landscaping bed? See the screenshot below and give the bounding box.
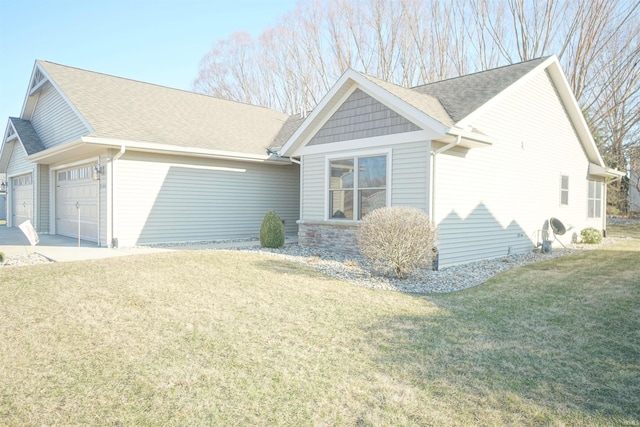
[228,237,630,293]
[1,235,631,294]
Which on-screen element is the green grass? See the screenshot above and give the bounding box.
[1,243,639,426]
[608,220,640,239]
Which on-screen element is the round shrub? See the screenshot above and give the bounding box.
[0,252,4,263]
[358,206,437,279]
[260,210,285,248]
[580,227,602,244]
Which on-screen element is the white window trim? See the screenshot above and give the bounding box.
[587,179,603,219]
[324,148,392,221]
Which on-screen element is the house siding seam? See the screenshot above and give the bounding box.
[308,89,420,146]
[6,143,32,177]
[31,82,87,149]
[114,152,300,246]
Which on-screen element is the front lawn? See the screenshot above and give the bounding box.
[608,219,640,239]
[1,242,638,425]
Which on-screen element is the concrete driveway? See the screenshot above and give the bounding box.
[0,226,172,262]
[0,226,296,263]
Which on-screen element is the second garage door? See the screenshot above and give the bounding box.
[56,164,99,242]
[11,173,33,227]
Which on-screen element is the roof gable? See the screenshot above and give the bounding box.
[412,56,550,122]
[36,61,291,157]
[278,69,451,157]
[307,88,421,146]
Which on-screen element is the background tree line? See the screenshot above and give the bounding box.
[194,0,640,215]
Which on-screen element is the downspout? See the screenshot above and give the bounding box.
[602,173,623,237]
[430,135,462,221]
[111,145,125,247]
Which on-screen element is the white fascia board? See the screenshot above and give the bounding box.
[588,163,625,178]
[21,61,94,134]
[298,130,434,156]
[81,137,289,164]
[0,121,19,172]
[354,75,449,136]
[444,127,494,146]
[27,138,85,162]
[457,55,605,167]
[20,61,43,119]
[278,69,360,157]
[545,61,605,167]
[281,68,449,158]
[455,56,557,129]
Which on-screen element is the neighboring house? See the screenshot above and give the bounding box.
[276,55,623,267]
[0,61,300,247]
[630,168,640,214]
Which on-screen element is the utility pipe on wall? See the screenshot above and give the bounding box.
[110,146,126,248]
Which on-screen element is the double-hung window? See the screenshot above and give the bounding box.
[587,179,602,218]
[329,154,387,220]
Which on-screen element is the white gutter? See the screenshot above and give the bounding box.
[113,145,126,161]
[430,135,462,221]
[83,136,283,164]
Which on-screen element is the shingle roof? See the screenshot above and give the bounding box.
[9,117,46,155]
[37,61,291,156]
[269,115,306,150]
[412,56,550,122]
[359,73,454,127]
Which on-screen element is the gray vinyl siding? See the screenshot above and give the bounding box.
[434,70,597,267]
[36,164,49,232]
[113,152,300,246]
[391,141,429,212]
[308,89,420,146]
[6,143,35,228]
[31,82,88,148]
[300,153,326,221]
[6,142,33,177]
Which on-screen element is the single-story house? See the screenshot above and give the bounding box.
[1,56,623,267]
[274,55,624,266]
[0,60,301,247]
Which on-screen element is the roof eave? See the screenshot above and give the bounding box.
[279,69,450,158]
[82,137,290,164]
[437,127,494,149]
[588,163,625,179]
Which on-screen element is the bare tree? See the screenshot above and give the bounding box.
[194,0,640,213]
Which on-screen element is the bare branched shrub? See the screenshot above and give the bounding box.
[358,207,437,279]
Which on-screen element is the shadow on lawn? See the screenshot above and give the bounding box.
[365,248,640,423]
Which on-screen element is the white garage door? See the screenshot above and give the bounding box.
[11,173,33,227]
[56,164,99,242]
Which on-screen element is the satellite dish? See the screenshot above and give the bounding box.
[550,217,566,236]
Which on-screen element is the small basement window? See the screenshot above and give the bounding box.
[560,175,569,205]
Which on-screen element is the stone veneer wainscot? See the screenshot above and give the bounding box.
[297,221,361,256]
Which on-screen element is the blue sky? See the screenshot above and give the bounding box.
[0,0,297,123]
